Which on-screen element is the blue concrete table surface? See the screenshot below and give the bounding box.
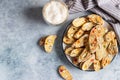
[0,0,120,80]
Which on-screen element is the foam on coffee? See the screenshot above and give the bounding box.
[42,0,68,25]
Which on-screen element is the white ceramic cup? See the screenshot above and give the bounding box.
[42,0,69,26]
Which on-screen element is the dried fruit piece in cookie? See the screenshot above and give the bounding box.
[70,48,83,57]
[63,36,75,44]
[81,22,95,31]
[44,35,57,53]
[104,31,116,42]
[72,34,88,48]
[93,60,101,71]
[88,14,104,25]
[74,29,84,39]
[58,65,73,80]
[67,26,79,39]
[81,54,95,70]
[101,54,114,68]
[72,17,86,27]
[65,47,73,55]
[107,39,118,55]
[102,41,109,49]
[72,57,79,66]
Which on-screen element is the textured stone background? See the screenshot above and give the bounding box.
[0,0,120,80]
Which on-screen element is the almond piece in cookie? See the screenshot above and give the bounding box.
[72,17,87,27]
[44,35,57,53]
[58,65,73,80]
[88,14,104,25]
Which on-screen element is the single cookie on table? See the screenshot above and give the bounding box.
[39,35,57,53]
[72,17,87,27]
[58,65,73,80]
[44,35,57,53]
